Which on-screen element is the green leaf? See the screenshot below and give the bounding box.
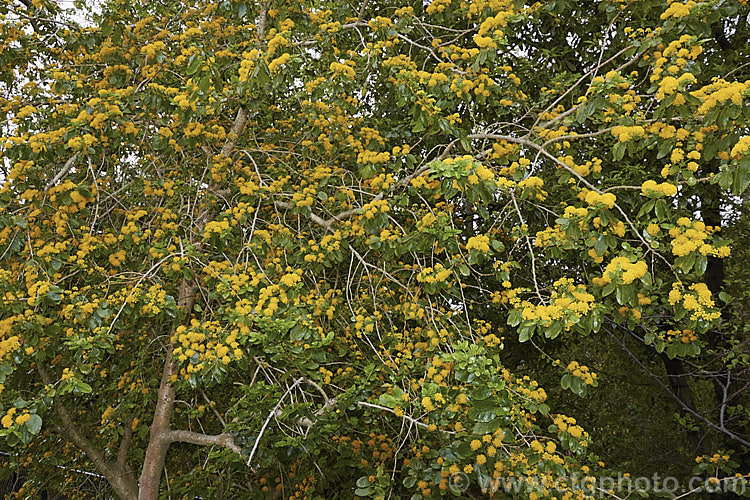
[507,309,521,327]
[356,476,370,488]
[6,432,19,447]
[199,75,211,93]
[594,236,607,257]
[101,19,114,37]
[695,254,707,276]
[518,325,533,342]
[655,200,667,220]
[472,418,503,434]
[459,263,470,276]
[76,382,93,394]
[187,56,202,76]
[25,414,42,435]
[613,142,625,161]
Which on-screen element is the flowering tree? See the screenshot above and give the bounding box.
[1,0,749,498]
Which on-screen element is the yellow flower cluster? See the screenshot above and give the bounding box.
[655,73,695,99]
[518,176,543,188]
[669,283,720,321]
[594,257,648,286]
[369,173,395,193]
[519,279,595,330]
[426,0,451,15]
[304,232,343,263]
[238,49,260,83]
[466,235,490,253]
[663,328,697,344]
[416,264,452,283]
[357,150,391,165]
[472,164,495,183]
[0,334,21,362]
[669,218,706,256]
[472,8,511,48]
[330,61,355,80]
[611,125,646,142]
[26,280,51,306]
[730,136,750,158]
[292,186,316,207]
[16,105,37,119]
[668,218,728,258]
[172,319,243,373]
[279,271,302,288]
[660,0,695,19]
[563,206,588,218]
[691,79,749,115]
[108,249,126,267]
[268,53,291,73]
[413,69,451,89]
[139,284,168,315]
[518,176,547,200]
[552,414,586,440]
[534,225,565,248]
[583,190,617,209]
[60,367,75,381]
[66,134,98,150]
[641,180,678,197]
[361,199,390,219]
[566,361,597,386]
[695,453,731,464]
[256,284,287,317]
[202,219,231,240]
[140,41,166,59]
[100,405,115,425]
[2,407,17,428]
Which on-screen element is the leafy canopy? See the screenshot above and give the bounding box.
[0,0,749,498]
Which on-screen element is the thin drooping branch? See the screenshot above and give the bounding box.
[527,44,637,135]
[606,327,750,448]
[357,402,456,435]
[246,377,304,467]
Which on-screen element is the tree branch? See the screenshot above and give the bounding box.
[45,152,79,190]
[117,415,134,473]
[221,107,248,158]
[606,326,750,448]
[36,364,138,499]
[246,377,304,466]
[167,430,242,455]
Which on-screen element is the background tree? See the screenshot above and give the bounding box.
[0,0,749,498]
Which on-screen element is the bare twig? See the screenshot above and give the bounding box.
[246,377,304,466]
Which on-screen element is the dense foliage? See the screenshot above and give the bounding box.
[0,0,749,498]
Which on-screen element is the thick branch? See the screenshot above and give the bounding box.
[256,0,270,49]
[117,416,134,472]
[221,107,248,158]
[37,365,138,500]
[45,153,79,190]
[167,430,242,455]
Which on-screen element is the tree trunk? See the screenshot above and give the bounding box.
[138,352,177,499]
